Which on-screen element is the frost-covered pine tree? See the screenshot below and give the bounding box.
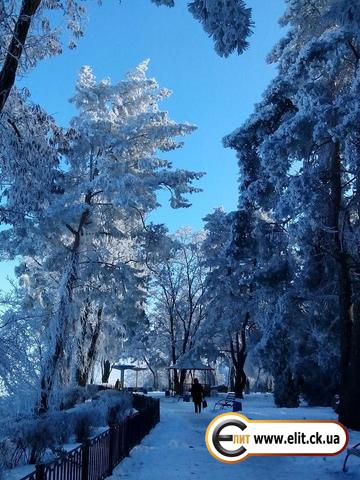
[0,88,63,224]
[186,0,253,56]
[7,61,202,411]
[202,205,299,403]
[202,208,255,398]
[225,0,360,427]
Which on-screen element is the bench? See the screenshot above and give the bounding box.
[343,442,360,472]
[213,392,236,410]
[177,393,191,402]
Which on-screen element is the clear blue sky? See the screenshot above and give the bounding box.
[0,0,285,288]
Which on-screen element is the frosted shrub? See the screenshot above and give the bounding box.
[69,391,132,441]
[96,391,132,425]
[274,368,300,408]
[85,384,101,398]
[11,413,71,464]
[72,409,93,443]
[57,386,89,410]
[0,391,132,467]
[50,411,73,444]
[0,438,19,470]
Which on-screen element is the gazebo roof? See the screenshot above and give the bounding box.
[168,359,214,371]
[112,364,147,371]
[112,364,137,371]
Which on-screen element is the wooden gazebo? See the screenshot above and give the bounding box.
[112,364,135,389]
[168,359,214,396]
[112,363,147,390]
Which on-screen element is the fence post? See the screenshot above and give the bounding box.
[108,424,116,475]
[155,398,160,425]
[35,464,45,480]
[124,418,131,457]
[82,439,90,480]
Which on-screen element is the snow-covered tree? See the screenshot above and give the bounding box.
[122,322,168,390]
[0,292,39,396]
[202,206,297,402]
[186,0,252,56]
[225,0,360,427]
[202,208,253,398]
[145,227,207,394]
[3,61,202,410]
[152,0,253,56]
[0,87,64,224]
[0,0,87,112]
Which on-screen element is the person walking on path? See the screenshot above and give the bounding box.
[191,378,204,413]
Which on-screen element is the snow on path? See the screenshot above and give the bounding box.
[110,393,360,480]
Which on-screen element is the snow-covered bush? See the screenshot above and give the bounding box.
[0,438,20,471]
[57,386,91,410]
[11,412,72,464]
[300,370,338,407]
[0,391,131,467]
[94,390,132,425]
[69,391,132,441]
[274,368,300,408]
[72,409,93,443]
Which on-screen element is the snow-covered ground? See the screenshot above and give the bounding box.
[109,393,360,480]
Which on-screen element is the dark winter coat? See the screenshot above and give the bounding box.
[191,382,204,403]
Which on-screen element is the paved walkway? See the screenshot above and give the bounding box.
[110,394,360,480]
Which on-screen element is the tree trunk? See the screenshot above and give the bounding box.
[151,370,158,390]
[102,360,111,383]
[75,301,91,387]
[254,367,262,391]
[0,0,42,112]
[327,141,360,429]
[39,251,78,412]
[338,280,360,428]
[229,314,248,398]
[337,257,358,427]
[76,307,102,387]
[172,369,187,394]
[173,369,181,394]
[233,357,247,398]
[143,357,158,390]
[179,369,186,395]
[229,365,235,391]
[38,207,90,411]
[345,304,360,428]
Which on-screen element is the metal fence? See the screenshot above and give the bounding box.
[19,395,160,480]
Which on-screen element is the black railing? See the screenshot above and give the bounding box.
[19,395,160,480]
